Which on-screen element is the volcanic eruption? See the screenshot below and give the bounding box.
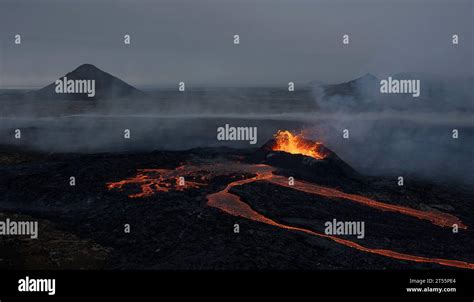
[104,129,474,270]
[271,130,327,159]
[250,130,358,183]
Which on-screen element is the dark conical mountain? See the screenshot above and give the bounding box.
[34,64,144,100]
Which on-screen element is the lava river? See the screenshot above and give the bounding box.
[107,162,474,270]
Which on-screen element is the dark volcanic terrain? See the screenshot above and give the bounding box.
[0,145,473,270]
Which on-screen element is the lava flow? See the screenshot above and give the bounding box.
[207,178,474,270]
[106,161,473,270]
[106,166,207,198]
[272,130,327,159]
[268,175,466,229]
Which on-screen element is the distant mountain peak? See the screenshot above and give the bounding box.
[347,73,378,85]
[78,63,96,68]
[322,73,378,99]
[357,73,377,81]
[34,64,144,100]
[72,63,101,73]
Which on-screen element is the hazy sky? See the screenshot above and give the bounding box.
[0,0,472,88]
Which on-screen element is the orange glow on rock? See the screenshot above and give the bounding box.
[272,130,326,159]
[106,167,206,198]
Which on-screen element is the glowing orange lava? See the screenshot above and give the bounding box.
[207,170,473,270]
[106,162,473,270]
[272,130,326,159]
[208,184,474,269]
[268,175,466,229]
[106,167,206,198]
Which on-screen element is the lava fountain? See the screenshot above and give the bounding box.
[272,130,327,159]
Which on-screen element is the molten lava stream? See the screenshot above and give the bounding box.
[267,175,466,229]
[106,162,473,269]
[106,167,206,198]
[207,174,474,270]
